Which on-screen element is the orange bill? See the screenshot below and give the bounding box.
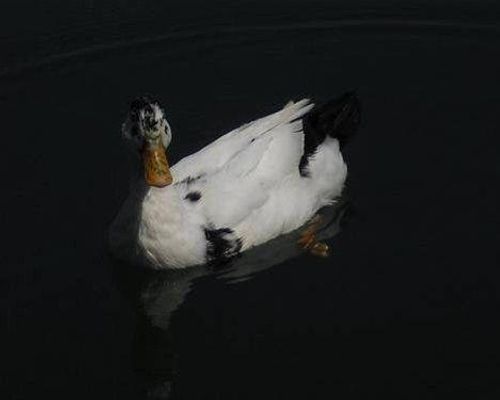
[142,143,173,187]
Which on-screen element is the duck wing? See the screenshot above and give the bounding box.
[171,99,313,182]
[177,112,310,231]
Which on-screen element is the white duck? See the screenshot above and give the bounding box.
[109,93,360,269]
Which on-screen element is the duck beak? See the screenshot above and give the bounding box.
[142,141,173,187]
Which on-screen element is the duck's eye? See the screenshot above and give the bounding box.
[130,110,140,121]
[131,126,140,138]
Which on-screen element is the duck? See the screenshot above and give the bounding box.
[109,92,361,269]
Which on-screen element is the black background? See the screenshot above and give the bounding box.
[2,1,500,398]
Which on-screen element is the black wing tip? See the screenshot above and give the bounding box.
[312,90,362,146]
[299,91,361,176]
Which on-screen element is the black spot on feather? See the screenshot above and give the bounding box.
[299,91,361,176]
[175,174,203,186]
[185,191,202,202]
[205,227,242,265]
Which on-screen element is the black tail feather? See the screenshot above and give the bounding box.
[299,91,361,176]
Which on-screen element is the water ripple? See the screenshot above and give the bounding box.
[1,18,498,79]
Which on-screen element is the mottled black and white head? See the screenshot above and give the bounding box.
[122,96,173,187]
[122,96,172,151]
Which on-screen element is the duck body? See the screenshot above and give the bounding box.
[110,93,360,269]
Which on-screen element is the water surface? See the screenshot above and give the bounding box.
[2,1,500,398]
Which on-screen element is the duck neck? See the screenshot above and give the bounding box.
[109,168,181,265]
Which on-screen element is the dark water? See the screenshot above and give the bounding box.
[2,1,500,398]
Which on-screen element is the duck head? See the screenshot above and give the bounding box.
[122,96,173,187]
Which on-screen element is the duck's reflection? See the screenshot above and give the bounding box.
[114,199,349,399]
